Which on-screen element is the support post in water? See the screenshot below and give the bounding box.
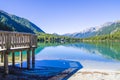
[27,49,31,69]
[19,51,23,68]
[12,52,15,67]
[32,48,35,68]
[4,51,9,75]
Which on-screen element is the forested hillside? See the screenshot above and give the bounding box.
[0,10,44,33]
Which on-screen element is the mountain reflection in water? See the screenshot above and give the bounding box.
[1,42,120,80]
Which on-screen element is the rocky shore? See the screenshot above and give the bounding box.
[68,69,120,80]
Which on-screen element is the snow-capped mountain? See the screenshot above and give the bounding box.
[63,21,120,38]
[63,27,100,38]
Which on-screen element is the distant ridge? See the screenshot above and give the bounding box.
[0,10,44,33]
[63,21,120,38]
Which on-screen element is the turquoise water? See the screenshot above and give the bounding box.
[36,42,120,62]
[15,42,120,79]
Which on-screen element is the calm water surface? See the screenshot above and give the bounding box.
[13,42,120,79]
[36,42,120,70]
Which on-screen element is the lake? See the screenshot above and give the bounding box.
[3,42,120,79]
[35,42,120,70]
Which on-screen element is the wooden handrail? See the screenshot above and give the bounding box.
[0,31,37,51]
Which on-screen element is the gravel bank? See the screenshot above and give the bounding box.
[68,69,120,80]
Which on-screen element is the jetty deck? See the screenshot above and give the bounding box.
[0,31,37,74]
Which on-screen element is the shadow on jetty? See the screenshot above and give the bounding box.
[6,60,83,80]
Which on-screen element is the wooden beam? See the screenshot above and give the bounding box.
[32,48,35,68]
[27,50,30,69]
[12,52,15,67]
[4,51,9,75]
[19,51,23,68]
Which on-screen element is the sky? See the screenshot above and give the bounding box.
[0,0,120,34]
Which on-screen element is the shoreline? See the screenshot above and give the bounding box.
[0,59,120,80]
[68,69,120,80]
[0,65,120,80]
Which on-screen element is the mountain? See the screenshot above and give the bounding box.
[0,10,44,33]
[63,21,120,38]
[63,27,100,38]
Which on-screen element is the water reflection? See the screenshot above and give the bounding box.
[35,42,120,71]
[65,42,120,61]
[35,42,120,61]
[1,42,120,79]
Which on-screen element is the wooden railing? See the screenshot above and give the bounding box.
[0,31,37,51]
[0,31,37,74]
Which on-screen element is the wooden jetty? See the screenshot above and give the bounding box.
[0,31,37,74]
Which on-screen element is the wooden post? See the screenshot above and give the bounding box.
[12,52,15,67]
[32,48,35,68]
[4,32,10,75]
[19,51,23,68]
[4,51,9,74]
[27,50,30,69]
[1,53,3,63]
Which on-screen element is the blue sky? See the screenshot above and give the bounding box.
[0,0,120,34]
